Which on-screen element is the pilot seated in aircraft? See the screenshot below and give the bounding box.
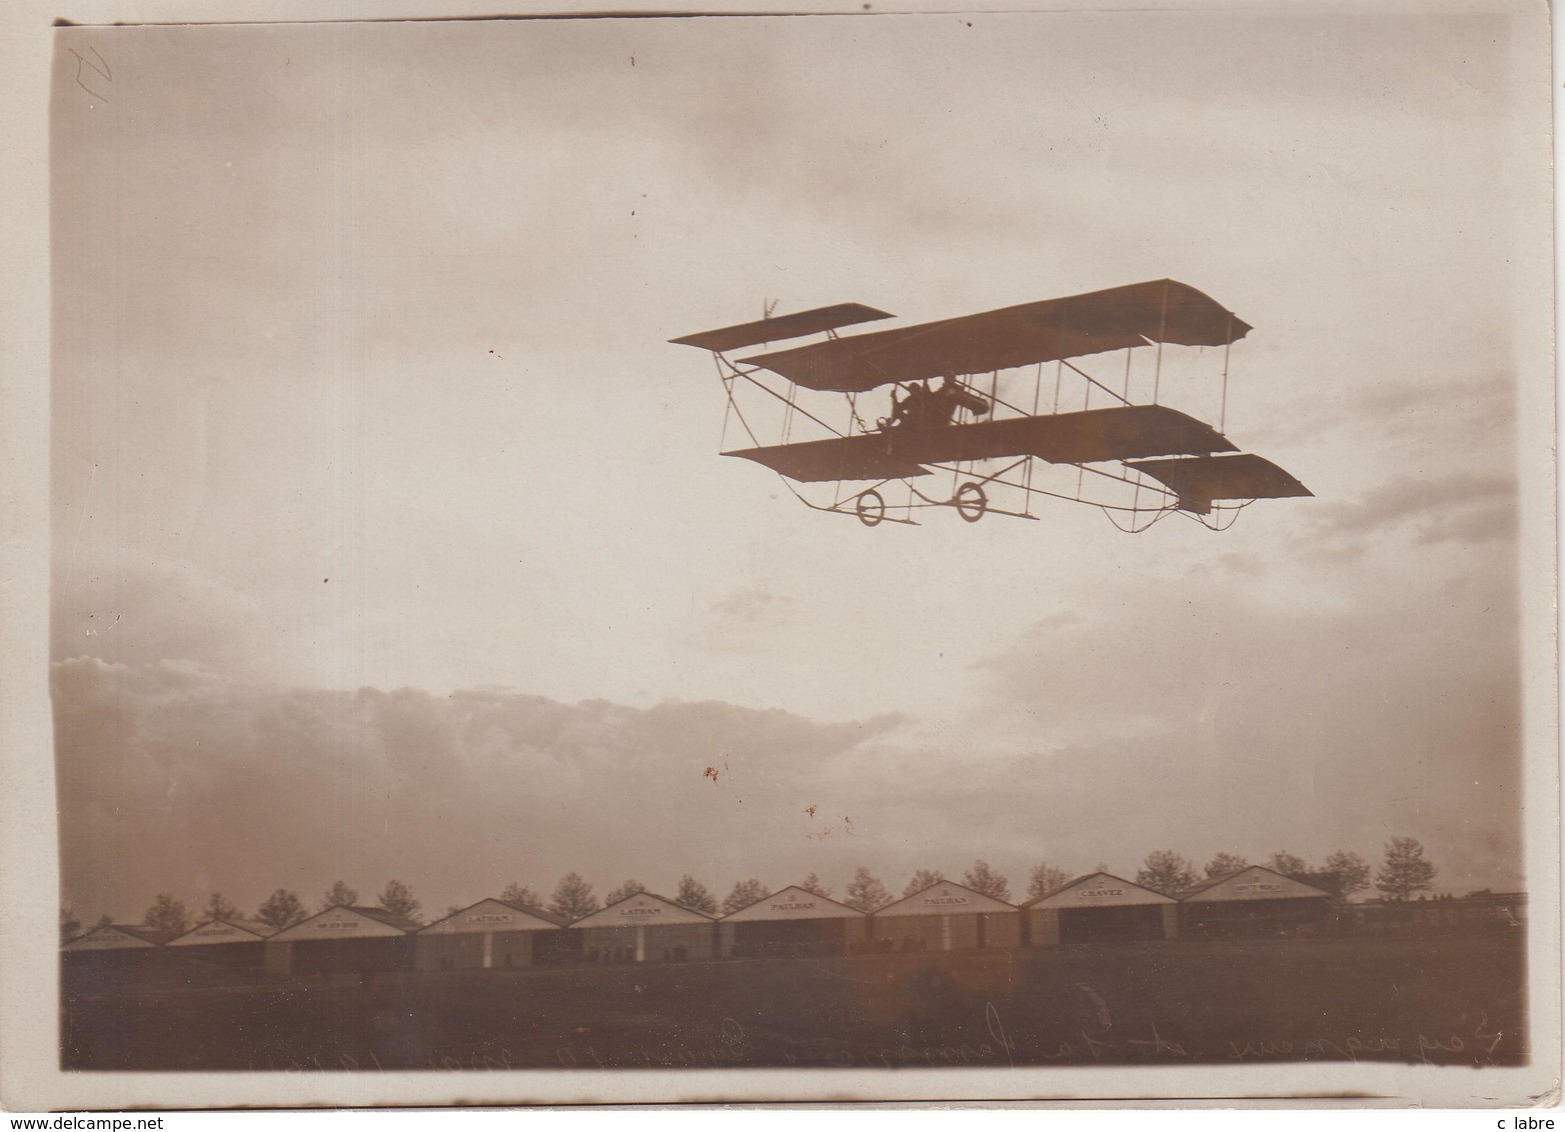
[884,376,989,431]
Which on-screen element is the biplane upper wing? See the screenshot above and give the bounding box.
[670,303,894,354]
[736,280,1250,393]
[1125,453,1312,511]
[726,405,1235,483]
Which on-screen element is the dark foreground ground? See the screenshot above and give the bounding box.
[62,934,1526,1071]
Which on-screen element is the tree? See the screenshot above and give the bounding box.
[60,907,82,943]
[963,860,1011,901]
[378,879,422,923]
[1375,837,1437,901]
[1266,851,1309,878]
[1136,850,1198,897]
[1204,851,1249,878]
[94,913,113,930]
[548,873,599,922]
[144,893,190,936]
[844,866,891,912]
[676,875,719,915]
[722,878,768,914]
[499,882,540,908]
[904,869,946,898]
[256,889,307,930]
[604,879,647,906]
[321,880,359,910]
[1324,850,1372,899]
[202,892,240,923]
[800,872,832,898]
[1026,863,1070,901]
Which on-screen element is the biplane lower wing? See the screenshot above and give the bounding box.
[724,436,934,483]
[1126,453,1312,513]
[724,404,1236,484]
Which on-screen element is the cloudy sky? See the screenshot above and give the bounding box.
[50,9,1549,922]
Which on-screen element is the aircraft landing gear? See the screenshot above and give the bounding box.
[855,489,886,527]
[953,482,988,522]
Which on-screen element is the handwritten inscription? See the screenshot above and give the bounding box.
[531,1008,1509,1070]
[242,1006,1509,1072]
[67,47,112,102]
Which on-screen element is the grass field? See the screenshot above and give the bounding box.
[61,933,1526,1071]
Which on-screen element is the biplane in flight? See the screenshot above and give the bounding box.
[671,279,1310,531]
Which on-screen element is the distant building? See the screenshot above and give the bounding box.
[62,924,173,951]
[263,906,419,976]
[165,918,274,975]
[869,881,1020,952]
[1342,890,1527,934]
[572,892,716,963]
[1022,872,1177,945]
[1178,866,1332,936]
[716,885,867,958]
[415,899,572,971]
[61,923,175,977]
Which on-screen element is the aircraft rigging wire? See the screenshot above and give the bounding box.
[734,369,846,438]
[1220,312,1233,433]
[1071,459,1180,498]
[1026,367,1042,513]
[1153,283,1169,405]
[1059,357,1133,408]
[1053,360,1063,413]
[720,371,768,450]
[715,354,735,452]
[1188,499,1252,531]
[781,379,799,444]
[719,373,911,521]
[919,458,1175,513]
[1101,503,1175,534]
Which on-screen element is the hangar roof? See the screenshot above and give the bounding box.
[1179,866,1332,903]
[269,905,421,940]
[720,885,866,922]
[1023,872,1175,909]
[166,918,275,945]
[873,881,1014,917]
[572,892,716,928]
[62,924,174,951]
[420,898,568,934]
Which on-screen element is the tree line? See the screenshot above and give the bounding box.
[1133,837,1438,901]
[59,836,1443,942]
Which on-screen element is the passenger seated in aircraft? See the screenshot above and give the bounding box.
[882,381,929,430]
[883,377,988,431]
[923,376,990,428]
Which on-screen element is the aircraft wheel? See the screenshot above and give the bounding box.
[954,482,988,522]
[855,489,885,527]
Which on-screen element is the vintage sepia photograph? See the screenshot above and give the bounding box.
[8,0,1558,1111]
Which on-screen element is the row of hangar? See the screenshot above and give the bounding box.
[63,866,1336,976]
